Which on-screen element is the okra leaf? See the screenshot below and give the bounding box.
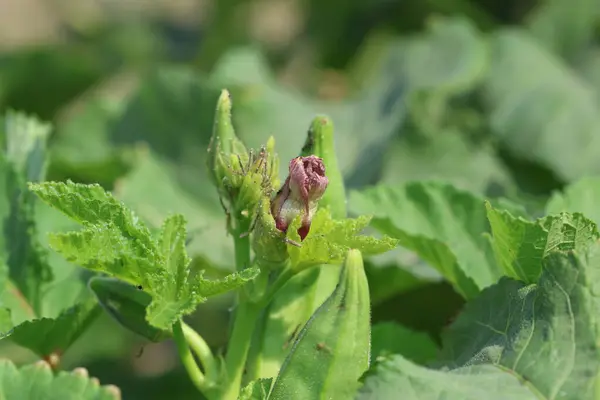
[285,209,398,272]
[0,111,53,316]
[380,132,515,198]
[486,203,599,283]
[28,181,160,259]
[147,215,259,328]
[371,322,438,365]
[1,110,51,182]
[365,262,437,307]
[0,297,101,358]
[440,250,600,399]
[546,176,600,226]
[357,354,537,400]
[30,182,259,329]
[482,29,600,182]
[46,223,164,289]
[349,181,497,299]
[0,359,121,399]
[0,308,12,332]
[114,149,233,270]
[270,250,370,400]
[527,0,596,62]
[89,277,171,343]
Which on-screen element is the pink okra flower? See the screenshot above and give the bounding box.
[271,155,329,240]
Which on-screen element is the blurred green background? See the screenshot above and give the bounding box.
[1,0,599,398]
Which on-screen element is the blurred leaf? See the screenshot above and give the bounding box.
[381,132,514,197]
[110,67,220,204]
[527,0,596,60]
[546,176,600,225]
[0,111,53,315]
[48,98,132,187]
[0,359,120,399]
[365,259,437,307]
[371,322,438,364]
[487,203,599,283]
[212,17,487,187]
[482,29,600,182]
[0,298,100,358]
[270,250,370,400]
[349,181,498,299]
[89,277,171,343]
[33,203,87,318]
[2,111,51,181]
[382,17,488,94]
[440,251,600,399]
[0,46,109,119]
[0,308,11,332]
[578,48,600,101]
[357,354,537,399]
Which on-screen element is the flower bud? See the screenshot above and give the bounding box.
[271,155,328,240]
[207,90,279,232]
[207,89,248,193]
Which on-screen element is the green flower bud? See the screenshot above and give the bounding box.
[207,89,247,193]
[252,197,288,269]
[207,90,279,232]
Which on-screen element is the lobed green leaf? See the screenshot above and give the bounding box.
[285,209,398,272]
[0,298,101,358]
[357,355,537,399]
[486,202,599,283]
[31,182,259,330]
[440,250,600,399]
[546,176,600,226]
[0,112,53,316]
[28,181,159,257]
[0,359,121,399]
[349,181,498,298]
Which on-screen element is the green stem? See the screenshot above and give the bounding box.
[244,302,272,382]
[234,218,251,272]
[173,320,206,393]
[220,216,257,399]
[256,266,294,309]
[222,300,261,400]
[181,322,218,385]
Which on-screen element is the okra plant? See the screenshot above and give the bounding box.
[2,87,600,400]
[0,92,398,399]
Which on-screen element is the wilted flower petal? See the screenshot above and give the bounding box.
[271,156,328,240]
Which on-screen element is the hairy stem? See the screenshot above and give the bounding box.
[173,320,206,393]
